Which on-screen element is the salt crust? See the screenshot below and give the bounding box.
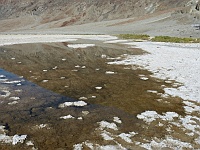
[98,121,118,131]
[9,97,20,100]
[137,111,179,123]
[113,117,122,124]
[95,87,102,90]
[0,126,27,145]
[140,136,193,150]
[110,41,200,102]
[0,35,117,46]
[59,101,87,108]
[105,71,116,74]
[60,115,75,119]
[68,44,95,48]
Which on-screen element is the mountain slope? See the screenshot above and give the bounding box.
[0,0,199,34]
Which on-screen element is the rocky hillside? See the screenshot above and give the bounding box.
[0,0,199,32]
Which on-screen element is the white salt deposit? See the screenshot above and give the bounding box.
[140,77,149,81]
[59,101,87,108]
[98,121,118,131]
[9,97,20,100]
[113,117,122,124]
[100,145,126,150]
[95,87,102,90]
[179,115,200,132]
[0,35,117,47]
[137,111,160,123]
[12,135,27,145]
[101,54,107,58]
[137,111,179,123]
[165,80,173,84]
[183,101,200,114]
[0,135,13,144]
[110,41,200,102]
[0,90,11,98]
[3,80,21,84]
[8,101,18,105]
[0,126,12,144]
[59,102,73,107]
[79,97,88,100]
[76,35,118,41]
[60,115,75,119]
[82,111,89,116]
[82,142,93,149]
[38,124,47,129]
[15,89,22,92]
[105,71,116,74]
[26,140,34,146]
[71,69,78,72]
[140,136,193,149]
[0,35,77,46]
[73,101,88,106]
[73,143,83,150]
[101,132,114,141]
[68,44,95,48]
[104,40,130,43]
[147,90,158,94]
[34,124,49,130]
[0,75,5,78]
[77,117,83,120]
[118,133,132,143]
[53,66,58,69]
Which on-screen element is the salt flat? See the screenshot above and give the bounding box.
[110,41,200,103]
[0,34,117,46]
[1,34,200,149]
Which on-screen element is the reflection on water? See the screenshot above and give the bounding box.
[0,40,185,149]
[0,68,143,149]
[0,41,183,114]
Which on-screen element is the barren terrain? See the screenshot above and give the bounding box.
[0,0,200,37]
[0,0,200,149]
[0,35,199,149]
